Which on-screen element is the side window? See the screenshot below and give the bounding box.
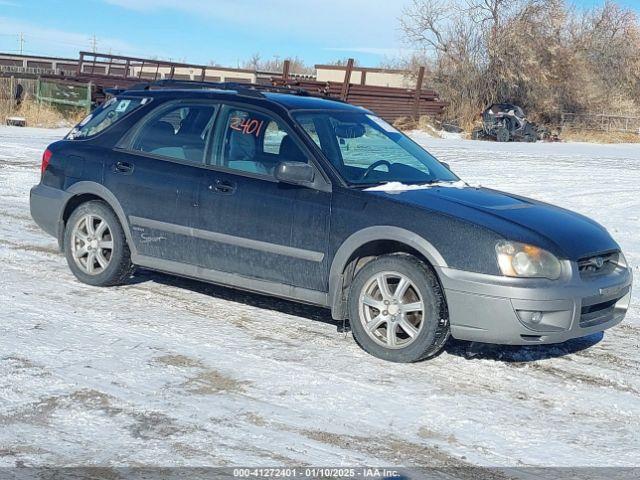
[263,121,287,154]
[216,108,307,177]
[131,103,217,164]
[297,116,322,147]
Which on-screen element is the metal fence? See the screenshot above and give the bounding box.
[561,113,640,134]
[0,76,38,101]
[36,79,91,112]
[273,60,447,123]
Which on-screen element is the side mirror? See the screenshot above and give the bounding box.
[441,161,451,171]
[275,161,315,186]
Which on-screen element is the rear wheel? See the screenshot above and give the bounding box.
[64,200,133,287]
[524,126,538,143]
[348,254,449,363]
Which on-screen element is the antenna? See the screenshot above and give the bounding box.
[90,34,98,53]
[18,33,25,55]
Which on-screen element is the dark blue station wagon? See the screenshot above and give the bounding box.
[30,82,632,362]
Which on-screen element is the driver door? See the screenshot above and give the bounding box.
[192,104,331,293]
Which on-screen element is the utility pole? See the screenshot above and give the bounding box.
[90,34,98,53]
[18,33,25,55]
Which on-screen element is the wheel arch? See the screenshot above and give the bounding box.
[61,182,135,254]
[328,226,447,320]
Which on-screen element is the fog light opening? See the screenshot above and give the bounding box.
[517,310,544,325]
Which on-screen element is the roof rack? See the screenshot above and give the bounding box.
[125,79,316,99]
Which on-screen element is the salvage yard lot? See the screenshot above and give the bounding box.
[0,126,638,467]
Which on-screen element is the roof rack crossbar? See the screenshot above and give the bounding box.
[128,79,314,98]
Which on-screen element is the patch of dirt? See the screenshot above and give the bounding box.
[298,429,461,467]
[242,412,267,427]
[231,315,257,330]
[0,388,191,444]
[0,445,47,457]
[0,389,121,426]
[418,426,458,445]
[182,369,250,395]
[0,238,59,255]
[127,411,185,440]
[0,396,66,426]
[171,442,230,464]
[2,355,49,375]
[154,354,205,369]
[520,362,639,395]
[296,429,516,479]
[0,211,32,222]
[575,348,640,371]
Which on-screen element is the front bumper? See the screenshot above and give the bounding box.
[30,183,71,248]
[439,263,632,345]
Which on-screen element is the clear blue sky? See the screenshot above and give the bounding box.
[0,0,637,69]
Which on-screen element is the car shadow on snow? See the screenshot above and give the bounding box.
[130,269,340,327]
[444,333,604,362]
[128,269,603,363]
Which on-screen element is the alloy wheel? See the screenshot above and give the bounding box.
[358,271,425,349]
[71,214,114,275]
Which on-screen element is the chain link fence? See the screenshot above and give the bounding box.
[561,112,640,135]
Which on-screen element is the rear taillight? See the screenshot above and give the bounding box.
[41,149,52,176]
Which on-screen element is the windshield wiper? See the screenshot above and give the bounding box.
[349,182,387,189]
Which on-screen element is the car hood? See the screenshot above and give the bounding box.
[366,185,619,260]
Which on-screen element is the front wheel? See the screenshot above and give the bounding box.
[496,126,510,142]
[347,254,449,363]
[63,200,133,287]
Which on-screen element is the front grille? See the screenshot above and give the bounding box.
[577,251,619,278]
[579,292,627,328]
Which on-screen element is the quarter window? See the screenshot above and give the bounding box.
[131,104,217,164]
[67,96,148,140]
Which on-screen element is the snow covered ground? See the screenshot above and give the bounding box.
[0,126,639,469]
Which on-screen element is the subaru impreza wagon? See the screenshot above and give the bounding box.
[30,81,632,362]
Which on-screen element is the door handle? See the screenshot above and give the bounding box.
[113,161,134,174]
[209,179,236,194]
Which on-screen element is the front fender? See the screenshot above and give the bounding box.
[328,226,447,319]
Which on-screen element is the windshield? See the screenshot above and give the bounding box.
[294,111,458,186]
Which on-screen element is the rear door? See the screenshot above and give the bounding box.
[105,100,218,265]
[192,104,332,292]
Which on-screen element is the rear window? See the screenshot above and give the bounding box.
[67,97,150,140]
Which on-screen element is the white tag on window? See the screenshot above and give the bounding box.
[115,99,131,113]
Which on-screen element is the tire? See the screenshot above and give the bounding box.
[347,254,450,363]
[496,127,510,142]
[471,129,484,140]
[63,200,133,287]
[524,126,538,143]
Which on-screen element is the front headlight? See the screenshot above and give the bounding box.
[617,251,628,269]
[495,241,562,280]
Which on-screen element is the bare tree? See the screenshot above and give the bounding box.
[242,53,313,75]
[399,0,640,128]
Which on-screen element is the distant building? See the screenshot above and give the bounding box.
[315,64,414,88]
[0,53,78,76]
[0,52,290,84]
[1,53,417,90]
